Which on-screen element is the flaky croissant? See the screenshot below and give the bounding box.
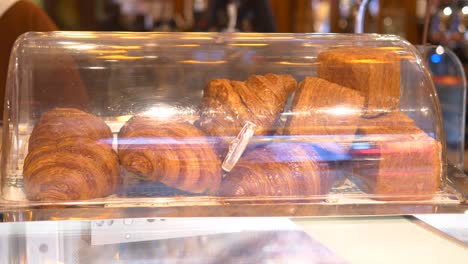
[285,77,364,137]
[23,108,118,201]
[219,143,329,197]
[24,138,119,200]
[28,107,113,151]
[118,116,221,195]
[198,74,297,138]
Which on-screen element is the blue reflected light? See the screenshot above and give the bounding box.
[431,53,441,64]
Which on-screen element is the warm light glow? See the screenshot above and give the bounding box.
[443,6,452,16]
[67,44,97,50]
[87,49,127,54]
[376,46,403,51]
[180,36,213,40]
[349,59,387,64]
[175,44,200,47]
[232,36,294,40]
[322,106,360,115]
[108,45,142,50]
[120,35,150,39]
[142,106,178,119]
[435,45,445,55]
[229,43,269,47]
[117,115,133,122]
[276,61,316,66]
[179,60,226,64]
[58,41,79,45]
[96,55,144,60]
[58,32,98,38]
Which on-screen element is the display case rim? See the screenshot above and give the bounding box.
[0,164,466,221]
[27,30,408,38]
[10,31,413,49]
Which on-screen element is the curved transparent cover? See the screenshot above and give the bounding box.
[0,32,462,216]
[423,46,466,170]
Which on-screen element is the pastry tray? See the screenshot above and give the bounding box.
[0,165,465,222]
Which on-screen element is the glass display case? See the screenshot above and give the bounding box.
[1,32,466,220]
[423,45,467,170]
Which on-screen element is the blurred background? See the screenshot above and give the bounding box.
[29,0,466,68]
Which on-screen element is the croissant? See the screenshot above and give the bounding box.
[28,107,113,151]
[24,108,118,200]
[283,77,365,155]
[198,74,297,138]
[219,143,329,197]
[118,116,221,195]
[286,77,364,136]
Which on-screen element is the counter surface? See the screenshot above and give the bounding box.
[0,215,466,263]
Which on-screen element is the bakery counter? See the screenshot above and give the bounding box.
[0,215,467,263]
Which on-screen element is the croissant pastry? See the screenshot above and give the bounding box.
[28,107,113,151]
[24,108,118,200]
[284,77,365,155]
[286,77,364,136]
[198,74,297,138]
[118,116,221,195]
[219,143,329,197]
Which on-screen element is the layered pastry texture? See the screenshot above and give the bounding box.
[285,77,365,153]
[118,116,222,195]
[198,73,297,139]
[318,46,401,115]
[23,108,119,201]
[219,143,328,197]
[351,111,441,198]
[28,107,112,150]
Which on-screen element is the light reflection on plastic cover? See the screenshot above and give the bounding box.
[141,105,196,119]
[178,60,226,64]
[66,44,98,50]
[102,134,390,146]
[107,136,356,162]
[97,55,144,60]
[296,107,362,115]
[56,31,98,38]
[228,43,269,47]
[276,61,316,66]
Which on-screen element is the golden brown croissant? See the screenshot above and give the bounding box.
[198,73,297,138]
[23,108,119,201]
[24,136,119,201]
[286,77,364,136]
[118,116,221,195]
[219,143,329,197]
[28,107,113,151]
